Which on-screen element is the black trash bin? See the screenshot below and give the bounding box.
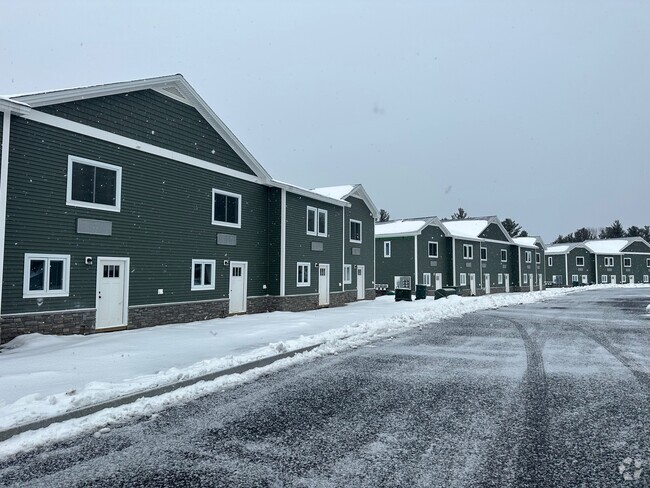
[415,284,427,300]
[394,288,412,302]
[434,287,459,300]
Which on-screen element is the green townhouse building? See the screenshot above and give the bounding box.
[513,236,546,291]
[0,75,378,343]
[374,217,452,293]
[545,238,650,286]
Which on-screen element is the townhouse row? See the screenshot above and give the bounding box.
[0,75,378,343]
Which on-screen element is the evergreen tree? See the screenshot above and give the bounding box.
[626,226,642,237]
[501,218,524,238]
[599,220,625,239]
[574,227,596,242]
[377,209,391,222]
[451,208,468,220]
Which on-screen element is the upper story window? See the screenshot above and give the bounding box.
[480,247,487,261]
[535,253,541,264]
[647,258,650,267]
[604,256,614,267]
[428,241,438,258]
[524,251,532,263]
[463,244,473,259]
[384,241,391,258]
[67,156,122,212]
[350,220,362,243]
[212,189,241,228]
[548,256,553,267]
[23,253,70,298]
[576,256,585,267]
[307,207,327,237]
[623,257,632,267]
[191,259,215,291]
[501,249,508,262]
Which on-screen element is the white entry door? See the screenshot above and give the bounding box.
[96,257,129,330]
[319,264,330,306]
[629,275,635,284]
[229,261,248,314]
[484,274,490,294]
[356,265,365,300]
[469,273,476,296]
[530,274,535,292]
[611,275,617,284]
[581,274,588,285]
[435,273,443,290]
[504,273,510,293]
[538,274,543,291]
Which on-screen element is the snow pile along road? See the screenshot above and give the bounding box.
[0,284,640,456]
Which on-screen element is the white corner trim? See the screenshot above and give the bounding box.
[280,189,286,296]
[0,111,11,315]
[25,110,262,184]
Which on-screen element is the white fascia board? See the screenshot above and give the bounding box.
[375,232,420,239]
[0,98,31,116]
[348,184,380,219]
[271,180,350,208]
[25,110,262,184]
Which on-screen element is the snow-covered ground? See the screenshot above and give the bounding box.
[0,284,645,458]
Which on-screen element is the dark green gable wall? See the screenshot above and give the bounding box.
[417,226,451,288]
[375,236,414,290]
[623,241,650,253]
[479,223,510,242]
[284,192,342,296]
[38,90,256,176]
[344,196,374,290]
[546,254,566,284]
[566,248,594,284]
[2,117,269,314]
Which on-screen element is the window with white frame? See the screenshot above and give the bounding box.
[601,275,608,284]
[463,244,473,259]
[501,249,508,262]
[23,254,70,298]
[384,241,391,258]
[307,207,328,236]
[306,207,317,235]
[318,209,327,236]
[643,275,649,283]
[498,273,503,284]
[349,220,362,243]
[423,273,431,286]
[212,189,241,228]
[459,273,467,286]
[572,274,579,283]
[343,264,352,284]
[191,260,215,291]
[428,241,438,258]
[536,253,541,264]
[548,256,553,266]
[604,256,614,267]
[623,257,632,267]
[523,273,528,284]
[67,156,122,212]
[576,256,584,267]
[647,258,650,267]
[297,262,310,287]
[480,247,487,261]
[621,275,627,283]
[525,251,532,263]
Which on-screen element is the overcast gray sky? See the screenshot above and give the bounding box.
[2,1,648,242]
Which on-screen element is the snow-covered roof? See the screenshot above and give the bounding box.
[375,219,432,237]
[513,237,536,247]
[270,179,349,207]
[311,185,356,200]
[583,238,644,254]
[546,243,584,254]
[442,219,489,239]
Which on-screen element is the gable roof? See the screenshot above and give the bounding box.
[513,236,546,249]
[441,216,514,243]
[546,242,586,255]
[4,74,273,183]
[311,184,379,218]
[583,238,650,254]
[375,217,447,238]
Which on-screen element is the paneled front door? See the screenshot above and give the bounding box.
[356,265,365,300]
[96,257,129,330]
[319,264,330,306]
[229,261,247,314]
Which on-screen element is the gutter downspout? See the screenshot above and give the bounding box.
[414,235,418,289]
[279,189,286,296]
[0,111,11,318]
[342,207,345,293]
[452,237,456,287]
[518,247,522,291]
[565,254,569,287]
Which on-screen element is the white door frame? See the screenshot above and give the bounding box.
[484,273,490,294]
[629,275,635,284]
[469,273,476,296]
[319,263,330,306]
[356,265,365,300]
[95,257,130,330]
[611,275,616,284]
[530,274,535,292]
[435,273,443,290]
[229,261,248,314]
[504,273,510,293]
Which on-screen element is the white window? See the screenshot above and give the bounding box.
[23,253,70,298]
[297,262,310,287]
[343,264,352,284]
[459,273,467,286]
[621,275,627,283]
[643,275,649,283]
[647,258,650,267]
[604,257,614,267]
[523,273,528,284]
[548,256,553,267]
[384,241,391,258]
[536,253,541,264]
[623,257,632,268]
[576,256,584,267]
[349,220,362,243]
[572,274,579,283]
[480,247,487,261]
[601,275,608,284]
[212,189,241,228]
[428,241,438,258]
[423,273,431,286]
[307,207,328,237]
[501,250,508,262]
[191,260,215,291]
[463,244,473,259]
[525,251,532,263]
[498,273,503,284]
[67,156,122,212]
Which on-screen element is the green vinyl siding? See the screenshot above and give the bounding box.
[266,188,282,296]
[38,90,256,176]
[479,242,513,289]
[2,117,269,314]
[509,245,521,287]
[344,196,374,290]
[479,223,510,242]
[375,236,415,290]
[283,192,343,296]
[622,241,650,253]
[546,254,566,285]
[519,247,539,286]
[417,225,451,288]
[566,248,594,284]
[454,239,478,289]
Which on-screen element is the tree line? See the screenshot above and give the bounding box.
[553,220,650,244]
